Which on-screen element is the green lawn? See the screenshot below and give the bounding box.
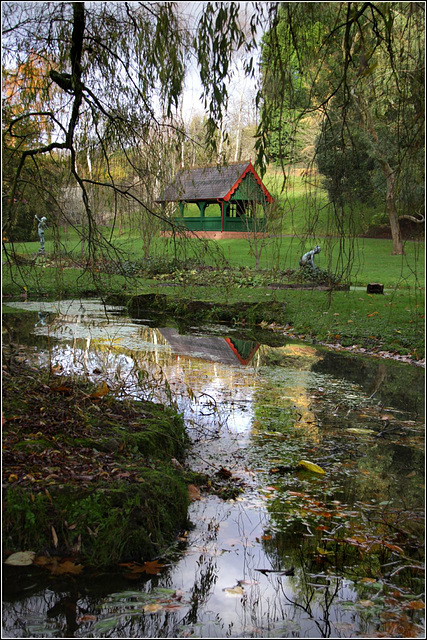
[4,223,424,289]
[3,212,424,360]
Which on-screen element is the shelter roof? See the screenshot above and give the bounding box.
[156,161,273,203]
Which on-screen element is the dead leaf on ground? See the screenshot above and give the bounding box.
[50,385,72,395]
[51,526,58,548]
[90,381,109,399]
[216,467,233,479]
[402,600,425,610]
[4,551,36,566]
[188,484,201,501]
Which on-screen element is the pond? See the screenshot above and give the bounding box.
[2,300,425,638]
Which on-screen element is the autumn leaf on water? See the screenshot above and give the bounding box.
[118,560,165,575]
[141,560,165,575]
[297,460,326,474]
[49,559,84,575]
[223,585,244,596]
[143,603,163,614]
[77,615,97,623]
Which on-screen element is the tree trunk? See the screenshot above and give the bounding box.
[379,159,404,255]
[234,93,243,162]
[357,99,405,255]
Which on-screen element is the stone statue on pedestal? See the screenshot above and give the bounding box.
[299,245,321,270]
[35,216,48,254]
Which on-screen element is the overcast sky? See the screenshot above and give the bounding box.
[177,1,264,123]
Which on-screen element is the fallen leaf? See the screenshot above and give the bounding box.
[141,560,165,575]
[317,547,334,555]
[402,600,425,610]
[143,603,163,614]
[119,560,165,575]
[381,542,404,554]
[50,560,84,575]
[51,526,58,548]
[163,603,183,611]
[188,484,201,501]
[297,460,326,474]
[223,585,244,596]
[50,385,72,395]
[33,555,56,567]
[77,615,97,622]
[358,600,374,607]
[91,381,109,399]
[4,551,36,566]
[216,467,233,479]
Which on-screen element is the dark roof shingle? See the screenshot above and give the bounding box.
[157,162,251,202]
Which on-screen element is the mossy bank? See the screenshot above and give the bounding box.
[2,364,191,568]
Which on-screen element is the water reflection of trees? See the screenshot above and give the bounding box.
[312,350,424,416]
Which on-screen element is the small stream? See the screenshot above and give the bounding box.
[2,300,425,639]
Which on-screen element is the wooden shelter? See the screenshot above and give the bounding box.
[157,161,273,237]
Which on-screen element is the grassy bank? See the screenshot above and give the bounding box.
[4,232,424,288]
[2,252,424,358]
[2,364,191,568]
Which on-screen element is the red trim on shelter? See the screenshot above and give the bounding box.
[224,338,260,365]
[222,161,273,204]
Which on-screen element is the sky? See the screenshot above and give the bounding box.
[177,1,264,123]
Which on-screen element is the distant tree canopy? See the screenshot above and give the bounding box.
[258,2,425,254]
[315,113,379,207]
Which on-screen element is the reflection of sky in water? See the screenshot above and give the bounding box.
[6,298,262,436]
[3,300,420,638]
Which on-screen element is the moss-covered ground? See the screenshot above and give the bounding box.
[2,363,192,568]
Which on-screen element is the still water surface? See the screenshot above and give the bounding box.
[2,300,425,638]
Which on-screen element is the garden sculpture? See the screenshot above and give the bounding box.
[299,245,321,270]
[35,311,48,327]
[35,215,48,254]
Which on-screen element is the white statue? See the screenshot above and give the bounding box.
[299,245,321,270]
[35,216,48,253]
